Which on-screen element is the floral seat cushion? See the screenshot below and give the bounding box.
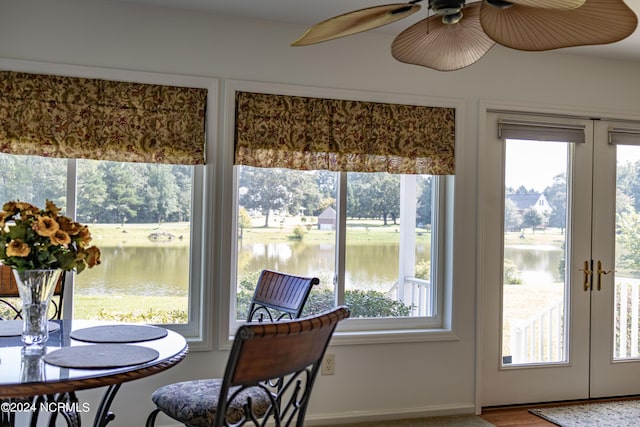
[150,378,271,427]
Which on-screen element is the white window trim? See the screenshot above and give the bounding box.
[217,79,464,349]
[0,58,218,351]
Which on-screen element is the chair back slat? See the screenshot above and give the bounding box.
[248,270,319,321]
[231,314,340,385]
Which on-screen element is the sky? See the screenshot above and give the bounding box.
[505,141,640,193]
[505,140,568,193]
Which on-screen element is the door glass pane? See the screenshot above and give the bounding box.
[614,145,640,360]
[502,140,569,365]
[75,160,192,324]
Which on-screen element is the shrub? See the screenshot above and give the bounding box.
[292,225,306,240]
[504,258,523,285]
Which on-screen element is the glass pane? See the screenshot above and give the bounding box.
[344,173,433,318]
[75,160,192,324]
[0,153,68,320]
[614,145,640,360]
[0,153,67,208]
[502,140,568,365]
[235,166,337,320]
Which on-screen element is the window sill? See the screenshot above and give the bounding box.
[213,328,459,351]
[329,328,459,346]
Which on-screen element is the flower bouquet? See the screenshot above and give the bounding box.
[0,200,101,348]
[0,200,100,273]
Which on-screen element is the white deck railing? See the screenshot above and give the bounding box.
[510,278,640,364]
[387,277,433,317]
[616,279,640,359]
[510,300,564,364]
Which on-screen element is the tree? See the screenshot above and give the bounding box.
[618,210,640,273]
[417,175,433,227]
[100,162,143,223]
[237,207,252,239]
[515,185,535,194]
[347,172,400,224]
[144,164,181,224]
[239,167,298,227]
[504,199,523,232]
[521,208,543,233]
[544,173,567,233]
[77,160,108,223]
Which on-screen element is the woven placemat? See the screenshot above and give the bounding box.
[43,344,159,369]
[0,320,60,337]
[70,324,168,343]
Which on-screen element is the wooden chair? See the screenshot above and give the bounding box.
[0,264,66,320]
[146,306,349,427]
[247,270,319,322]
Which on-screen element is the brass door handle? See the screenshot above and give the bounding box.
[579,260,592,292]
[596,260,614,291]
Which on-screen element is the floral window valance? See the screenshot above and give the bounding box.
[234,91,455,175]
[0,71,207,165]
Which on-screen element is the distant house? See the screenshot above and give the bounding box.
[317,207,336,230]
[505,193,553,216]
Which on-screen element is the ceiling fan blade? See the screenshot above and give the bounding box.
[391,2,496,71]
[291,3,421,46]
[480,0,638,51]
[506,0,585,11]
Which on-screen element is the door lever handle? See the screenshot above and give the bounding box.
[579,260,592,292]
[596,260,614,291]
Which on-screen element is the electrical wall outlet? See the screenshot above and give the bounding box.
[321,353,335,375]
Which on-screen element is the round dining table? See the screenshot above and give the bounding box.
[0,319,188,427]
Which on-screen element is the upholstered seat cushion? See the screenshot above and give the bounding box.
[150,378,271,427]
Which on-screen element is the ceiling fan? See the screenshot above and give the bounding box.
[291,0,638,71]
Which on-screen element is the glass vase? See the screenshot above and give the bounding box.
[12,269,62,349]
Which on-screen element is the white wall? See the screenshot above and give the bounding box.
[2,0,640,425]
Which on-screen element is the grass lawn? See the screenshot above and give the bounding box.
[73,294,187,323]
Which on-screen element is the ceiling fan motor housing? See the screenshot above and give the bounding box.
[430,0,465,16]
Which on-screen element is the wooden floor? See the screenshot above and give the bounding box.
[479,396,640,426]
[480,406,555,426]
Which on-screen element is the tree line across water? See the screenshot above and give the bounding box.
[0,155,435,228]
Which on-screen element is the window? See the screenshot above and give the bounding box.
[224,82,458,342]
[0,65,215,347]
[233,167,444,330]
[0,153,204,338]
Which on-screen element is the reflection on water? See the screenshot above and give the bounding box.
[504,246,563,284]
[240,241,420,292]
[79,242,431,297]
[75,246,189,297]
[76,242,562,297]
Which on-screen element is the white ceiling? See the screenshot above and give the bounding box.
[114,0,640,63]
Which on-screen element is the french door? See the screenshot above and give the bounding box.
[480,111,640,406]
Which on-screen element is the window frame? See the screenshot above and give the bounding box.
[0,58,218,351]
[218,79,463,348]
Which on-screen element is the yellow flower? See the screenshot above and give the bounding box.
[77,226,93,247]
[85,246,101,268]
[58,216,82,236]
[0,211,10,229]
[6,239,31,257]
[33,215,60,237]
[50,230,71,246]
[45,199,62,217]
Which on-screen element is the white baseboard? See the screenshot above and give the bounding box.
[154,403,477,427]
[303,403,477,426]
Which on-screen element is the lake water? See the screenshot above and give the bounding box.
[76,241,431,296]
[75,242,563,297]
